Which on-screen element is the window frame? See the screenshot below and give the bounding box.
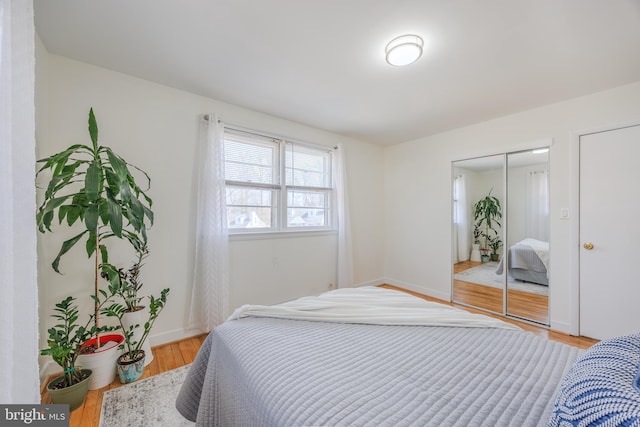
[223,127,335,235]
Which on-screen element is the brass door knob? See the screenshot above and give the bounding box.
[583,242,594,250]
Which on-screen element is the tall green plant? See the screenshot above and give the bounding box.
[473,188,502,251]
[36,108,154,347]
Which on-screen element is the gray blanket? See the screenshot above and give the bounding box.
[496,243,548,275]
[176,317,581,426]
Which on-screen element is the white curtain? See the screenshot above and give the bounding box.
[454,175,470,262]
[0,0,40,403]
[187,114,229,333]
[526,170,550,242]
[332,145,353,288]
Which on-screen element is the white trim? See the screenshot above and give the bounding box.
[549,320,572,335]
[354,278,386,288]
[382,277,451,302]
[39,361,58,386]
[449,138,554,163]
[148,327,205,347]
[229,229,337,241]
[570,118,640,337]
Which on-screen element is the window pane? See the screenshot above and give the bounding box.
[226,186,277,229]
[287,189,328,227]
[288,208,327,227]
[226,187,272,207]
[288,190,326,208]
[227,207,273,229]
[285,144,330,188]
[225,138,278,185]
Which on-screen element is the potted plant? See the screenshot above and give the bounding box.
[470,226,482,261]
[36,108,154,389]
[103,288,169,383]
[487,231,503,262]
[101,242,156,366]
[473,188,502,260]
[41,296,98,410]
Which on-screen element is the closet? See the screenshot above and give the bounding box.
[452,147,550,325]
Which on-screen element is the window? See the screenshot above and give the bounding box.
[224,128,333,233]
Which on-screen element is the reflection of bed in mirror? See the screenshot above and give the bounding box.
[496,238,549,286]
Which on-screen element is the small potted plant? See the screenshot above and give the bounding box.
[487,231,503,262]
[41,296,100,410]
[470,226,482,261]
[103,288,169,383]
[101,241,156,365]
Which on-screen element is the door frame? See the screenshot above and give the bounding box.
[570,119,640,336]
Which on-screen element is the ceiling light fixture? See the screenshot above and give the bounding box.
[385,34,424,66]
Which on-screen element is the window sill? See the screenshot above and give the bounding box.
[229,229,337,241]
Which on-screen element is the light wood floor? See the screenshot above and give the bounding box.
[381,284,598,349]
[41,334,207,427]
[42,287,597,427]
[453,260,549,324]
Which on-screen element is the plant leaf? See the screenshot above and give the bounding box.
[85,202,99,233]
[86,232,96,258]
[52,231,88,273]
[85,161,101,202]
[107,196,123,237]
[88,108,99,151]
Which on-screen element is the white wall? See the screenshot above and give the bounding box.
[35,49,385,369]
[384,80,640,332]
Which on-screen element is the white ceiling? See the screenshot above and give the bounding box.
[34,0,640,146]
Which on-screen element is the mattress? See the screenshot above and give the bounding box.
[176,287,581,426]
[496,238,549,286]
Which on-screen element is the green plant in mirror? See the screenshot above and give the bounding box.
[473,188,502,252]
[487,229,503,258]
[36,108,154,347]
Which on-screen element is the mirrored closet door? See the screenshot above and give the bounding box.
[452,147,550,325]
[505,149,550,324]
[452,155,505,315]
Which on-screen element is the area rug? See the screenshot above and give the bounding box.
[454,262,548,296]
[99,365,193,427]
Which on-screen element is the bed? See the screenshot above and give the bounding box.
[176,287,640,426]
[496,238,549,286]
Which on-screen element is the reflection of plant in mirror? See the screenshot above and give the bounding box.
[473,188,502,252]
[473,226,481,245]
[487,230,503,259]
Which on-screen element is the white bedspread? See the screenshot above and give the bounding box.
[228,286,521,331]
[520,238,550,272]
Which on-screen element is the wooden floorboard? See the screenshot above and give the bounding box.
[453,260,550,324]
[381,283,597,349]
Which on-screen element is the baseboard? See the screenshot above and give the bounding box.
[381,277,451,302]
[39,359,58,386]
[549,320,572,335]
[149,327,207,348]
[353,278,386,288]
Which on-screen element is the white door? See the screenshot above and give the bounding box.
[580,124,640,340]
